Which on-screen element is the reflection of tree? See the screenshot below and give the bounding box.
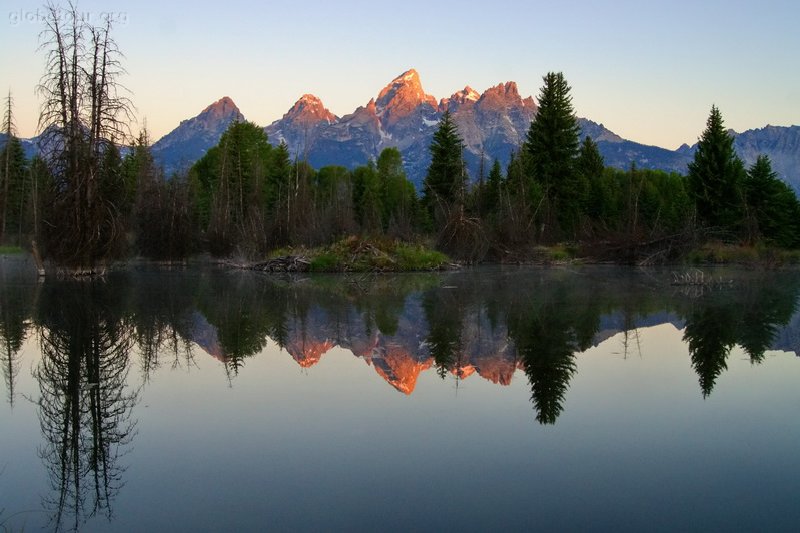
[683,303,737,398]
[0,282,33,407]
[129,270,199,382]
[682,275,800,397]
[737,282,799,364]
[508,299,580,425]
[198,271,276,377]
[34,278,137,532]
[0,276,34,407]
[422,289,465,379]
[508,285,599,424]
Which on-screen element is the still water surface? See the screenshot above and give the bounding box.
[1,260,799,531]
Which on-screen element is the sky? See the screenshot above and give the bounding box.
[1,0,798,149]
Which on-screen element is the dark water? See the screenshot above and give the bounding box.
[1,259,799,532]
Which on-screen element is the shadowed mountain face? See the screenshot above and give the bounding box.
[151,96,244,175]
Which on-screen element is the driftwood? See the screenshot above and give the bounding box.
[248,255,311,273]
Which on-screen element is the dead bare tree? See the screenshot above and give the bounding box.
[36,2,133,271]
[1,90,14,242]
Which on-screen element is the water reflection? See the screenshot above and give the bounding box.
[33,278,138,532]
[0,263,34,407]
[683,279,800,396]
[0,267,799,413]
[2,264,800,528]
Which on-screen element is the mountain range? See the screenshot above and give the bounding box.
[6,69,800,191]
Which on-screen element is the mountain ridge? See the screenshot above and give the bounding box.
[7,71,799,191]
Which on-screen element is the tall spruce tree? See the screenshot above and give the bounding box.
[687,105,746,235]
[483,159,503,217]
[524,72,583,237]
[422,110,466,224]
[576,136,605,180]
[0,137,28,244]
[744,154,800,247]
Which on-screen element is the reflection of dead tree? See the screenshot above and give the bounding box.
[135,314,196,382]
[621,328,642,360]
[34,282,138,532]
[621,310,642,360]
[0,332,23,408]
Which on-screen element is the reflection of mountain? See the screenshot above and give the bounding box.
[190,310,226,362]
[593,311,685,347]
[168,268,800,405]
[287,338,335,368]
[364,344,432,395]
[765,306,800,357]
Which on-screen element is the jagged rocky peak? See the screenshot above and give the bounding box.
[199,96,244,122]
[478,81,535,110]
[440,86,480,111]
[283,94,338,126]
[375,69,437,122]
[343,97,381,127]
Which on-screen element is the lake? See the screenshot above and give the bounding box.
[1,259,799,532]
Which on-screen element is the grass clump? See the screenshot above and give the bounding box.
[0,245,24,255]
[269,236,452,273]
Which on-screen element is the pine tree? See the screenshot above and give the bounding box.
[352,162,383,234]
[687,105,746,235]
[422,110,466,224]
[267,141,293,245]
[377,147,416,237]
[483,159,503,217]
[0,137,28,244]
[194,120,272,256]
[524,72,583,237]
[576,136,605,180]
[744,154,800,247]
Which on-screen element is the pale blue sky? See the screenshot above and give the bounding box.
[1,0,798,149]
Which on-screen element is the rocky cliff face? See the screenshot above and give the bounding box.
[733,125,800,190]
[263,70,542,185]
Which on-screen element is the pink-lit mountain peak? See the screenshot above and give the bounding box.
[454,85,480,102]
[478,82,531,106]
[440,86,481,110]
[375,68,437,118]
[199,96,242,120]
[283,93,338,126]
